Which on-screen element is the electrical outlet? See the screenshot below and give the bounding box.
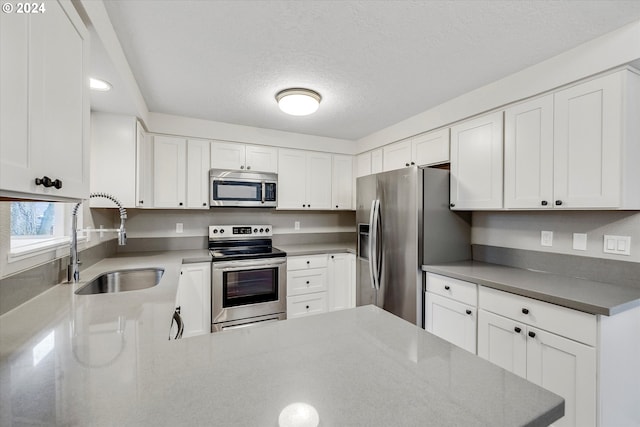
[99,225,105,238]
[294,221,300,230]
[541,231,553,247]
[176,223,183,233]
[572,233,587,251]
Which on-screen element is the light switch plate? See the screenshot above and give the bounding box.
[573,233,587,251]
[541,231,553,247]
[603,235,631,256]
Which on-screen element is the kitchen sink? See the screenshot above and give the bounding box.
[75,268,165,295]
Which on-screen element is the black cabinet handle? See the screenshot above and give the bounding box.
[240,165,245,169]
[306,281,310,284]
[247,166,251,170]
[514,327,521,333]
[179,202,183,206]
[444,285,450,290]
[331,255,334,259]
[139,200,144,204]
[465,309,472,315]
[410,162,415,166]
[555,200,563,206]
[405,163,410,167]
[335,205,339,208]
[308,204,311,208]
[35,176,62,189]
[306,261,310,265]
[522,308,529,315]
[302,204,306,207]
[541,200,548,206]
[450,203,455,208]
[528,331,536,338]
[306,305,310,309]
[203,202,207,206]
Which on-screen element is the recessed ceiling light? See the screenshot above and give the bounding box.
[276,88,321,116]
[90,77,112,92]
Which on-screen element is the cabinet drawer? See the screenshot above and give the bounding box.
[479,286,596,346]
[287,269,327,296]
[287,254,328,271]
[426,273,477,306]
[425,292,477,354]
[287,292,328,318]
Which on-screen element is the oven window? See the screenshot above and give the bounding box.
[223,268,278,308]
[213,181,261,201]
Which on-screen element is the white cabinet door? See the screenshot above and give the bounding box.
[277,149,307,209]
[332,155,353,210]
[383,139,412,171]
[245,145,277,173]
[504,95,554,209]
[412,128,450,166]
[177,263,211,338]
[186,139,210,209]
[307,152,332,209]
[450,111,504,210]
[425,292,477,354]
[153,135,186,208]
[135,122,153,207]
[328,253,355,311]
[371,149,383,174]
[356,152,372,178]
[477,310,527,378]
[210,141,245,171]
[553,72,623,209]
[0,1,88,201]
[527,327,596,427]
[90,113,138,208]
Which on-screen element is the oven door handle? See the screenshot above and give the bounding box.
[212,257,287,271]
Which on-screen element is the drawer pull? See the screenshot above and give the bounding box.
[306,261,310,265]
[514,327,521,333]
[306,305,310,310]
[465,309,472,315]
[528,331,536,338]
[522,308,529,315]
[306,281,310,285]
[444,285,450,290]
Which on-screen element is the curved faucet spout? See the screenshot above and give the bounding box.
[68,193,127,283]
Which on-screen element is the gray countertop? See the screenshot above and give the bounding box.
[0,251,563,426]
[423,260,640,316]
[276,242,356,256]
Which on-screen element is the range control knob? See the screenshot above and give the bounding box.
[265,228,270,233]
[254,228,258,233]
[259,228,264,233]
[212,229,218,234]
[220,229,225,234]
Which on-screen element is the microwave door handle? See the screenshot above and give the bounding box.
[261,181,265,204]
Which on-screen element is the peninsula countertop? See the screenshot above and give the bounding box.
[422,260,640,316]
[0,251,563,426]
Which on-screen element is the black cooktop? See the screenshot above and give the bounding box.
[209,238,286,262]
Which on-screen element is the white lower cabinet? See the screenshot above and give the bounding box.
[287,253,355,318]
[424,273,477,354]
[175,262,211,338]
[478,287,596,427]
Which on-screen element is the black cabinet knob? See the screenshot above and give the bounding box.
[52,179,62,189]
[522,308,529,315]
[202,202,207,206]
[528,331,536,338]
[555,200,563,206]
[302,204,306,207]
[306,261,310,264]
[35,176,61,189]
[308,204,311,208]
[541,200,548,206]
[444,285,450,290]
[405,163,410,167]
[450,203,455,208]
[306,305,310,309]
[465,309,472,315]
[410,162,415,165]
[514,327,522,333]
[331,255,334,259]
[247,166,251,170]
[306,281,310,285]
[139,200,144,204]
[335,205,339,208]
[240,165,245,169]
[179,202,183,206]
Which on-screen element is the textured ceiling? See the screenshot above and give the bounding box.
[101,0,640,140]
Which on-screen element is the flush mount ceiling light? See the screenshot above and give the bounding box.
[89,77,112,92]
[276,88,322,116]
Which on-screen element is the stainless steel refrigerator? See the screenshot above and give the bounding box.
[356,166,471,326]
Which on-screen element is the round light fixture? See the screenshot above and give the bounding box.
[90,77,112,92]
[276,88,321,116]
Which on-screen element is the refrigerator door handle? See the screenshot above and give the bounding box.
[368,199,379,290]
[374,199,382,290]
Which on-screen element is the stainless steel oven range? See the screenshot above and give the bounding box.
[209,225,287,332]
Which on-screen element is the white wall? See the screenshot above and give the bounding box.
[357,19,640,152]
[473,211,640,263]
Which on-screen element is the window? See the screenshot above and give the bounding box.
[10,202,71,255]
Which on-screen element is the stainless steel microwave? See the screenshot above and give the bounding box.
[209,169,277,208]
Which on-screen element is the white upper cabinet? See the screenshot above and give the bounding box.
[450,111,504,210]
[186,139,211,209]
[371,149,383,174]
[553,70,640,209]
[383,139,412,171]
[504,70,640,210]
[136,123,153,208]
[0,0,89,201]
[355,152,372,178]
[153,135,187,208]
[331,155,353,210]
[278,149,331,210]
[412,128,450,167]
[211,141,277,173]
[504,95,554,209]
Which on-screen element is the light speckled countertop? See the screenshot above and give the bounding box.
[0,250,563,426]
[423,260,640,316]
[276,242,356,256]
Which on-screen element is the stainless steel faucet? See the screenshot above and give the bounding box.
[68,192,127,283]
